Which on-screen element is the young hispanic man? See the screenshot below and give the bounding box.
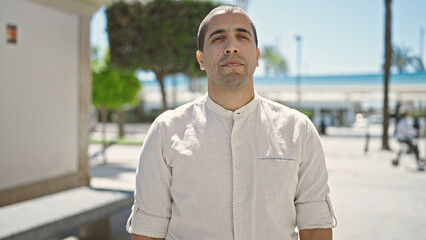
[127,5,336,240]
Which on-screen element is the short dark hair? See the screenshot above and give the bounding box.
[197,4,258,52]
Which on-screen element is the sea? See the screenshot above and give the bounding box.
[140,71,426,89]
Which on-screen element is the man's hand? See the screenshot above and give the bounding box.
[132,234,164,240]
[299,228,332,240]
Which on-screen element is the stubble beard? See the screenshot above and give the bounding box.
[212,70,251,91]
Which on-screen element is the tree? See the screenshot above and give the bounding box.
[92,49,141,162]
[392,44,425,72]
[261,45,288,76]
[106,0,219,112]
[382,0,392,150]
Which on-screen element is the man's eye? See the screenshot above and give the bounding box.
[238,35,249,40]
[213,36,224,41]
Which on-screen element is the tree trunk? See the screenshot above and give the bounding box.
[117,109,125,139]
[155,72,168,112]
[382,0,392,150]
[100,106,108,163]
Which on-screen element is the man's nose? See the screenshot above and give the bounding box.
[224,40,240,55]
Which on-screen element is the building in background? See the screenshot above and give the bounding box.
[0,0,106,207]
[141,72,426,128]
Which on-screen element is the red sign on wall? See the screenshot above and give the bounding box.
[7,24,17,44]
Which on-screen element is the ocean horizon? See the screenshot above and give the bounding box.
[140,72,426,89]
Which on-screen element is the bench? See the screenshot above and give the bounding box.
[0,186,133,240]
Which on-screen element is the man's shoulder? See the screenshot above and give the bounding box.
[155,95,205,126]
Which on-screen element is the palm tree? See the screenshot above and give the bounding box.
[261,45,288,76]
[236,0,249,9]
[392,45,425,72]
[382,0,392,150]
[411,57,425,71]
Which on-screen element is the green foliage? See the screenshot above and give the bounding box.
[300,109,314,119]
[92,50,141,110]
[90,138,143,146]
[392,44,425,73]
[261,45,288,76]
[106,0,218,111]
[411,110,426,118]
[106,0,218,76]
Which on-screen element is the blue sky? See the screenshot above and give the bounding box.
[90,0,426,76]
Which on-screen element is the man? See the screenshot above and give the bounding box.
[127,5,336,240]
[394,112,421,165]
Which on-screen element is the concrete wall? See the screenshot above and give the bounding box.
[0,0,96,205]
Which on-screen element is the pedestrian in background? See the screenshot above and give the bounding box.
[395,112,421,166]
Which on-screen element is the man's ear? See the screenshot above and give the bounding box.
[256,48,261,67]
[196,50,205,70]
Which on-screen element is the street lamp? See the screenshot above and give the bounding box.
[295,35,302,108]
[420,27,424,63]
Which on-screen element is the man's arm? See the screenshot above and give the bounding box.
[132,234,164,240]
[294,119,336,231]
[127,120,171,238]
[299,228,332,240]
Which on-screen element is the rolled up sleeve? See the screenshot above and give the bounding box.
[127,119,172,238]
[295,119,336,230]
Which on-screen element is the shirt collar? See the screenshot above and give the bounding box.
[205,92,260,119]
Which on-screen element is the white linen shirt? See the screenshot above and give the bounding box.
[127,93,335,240]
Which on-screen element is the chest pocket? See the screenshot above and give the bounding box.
[256,154,298,198]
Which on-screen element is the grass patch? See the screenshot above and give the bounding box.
[90,138,143,146]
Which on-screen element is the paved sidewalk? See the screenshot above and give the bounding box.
[88,123,426,240]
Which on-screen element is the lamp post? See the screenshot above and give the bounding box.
[295,35,302,108]
[420,27,424,63]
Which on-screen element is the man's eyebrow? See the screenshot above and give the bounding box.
[235,28,252,37]
[208,29,226,40]
[208,28,253,40]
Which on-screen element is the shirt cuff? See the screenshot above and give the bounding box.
[296,196,337,229]
[126,202,170,238]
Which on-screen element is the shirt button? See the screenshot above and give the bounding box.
[232,133,237,138]
[236,203,241,209]
[235,164,240,170]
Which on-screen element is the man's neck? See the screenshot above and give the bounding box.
[207,81,255,111]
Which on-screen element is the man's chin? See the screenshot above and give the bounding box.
[222,75,250,90]
[225,72,243,78]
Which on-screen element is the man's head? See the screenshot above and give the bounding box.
[196,5,260,91]
[197,5,258,52]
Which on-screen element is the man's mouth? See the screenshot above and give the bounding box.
[221,59,244,67]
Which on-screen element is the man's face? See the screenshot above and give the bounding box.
[197,12,260,91]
